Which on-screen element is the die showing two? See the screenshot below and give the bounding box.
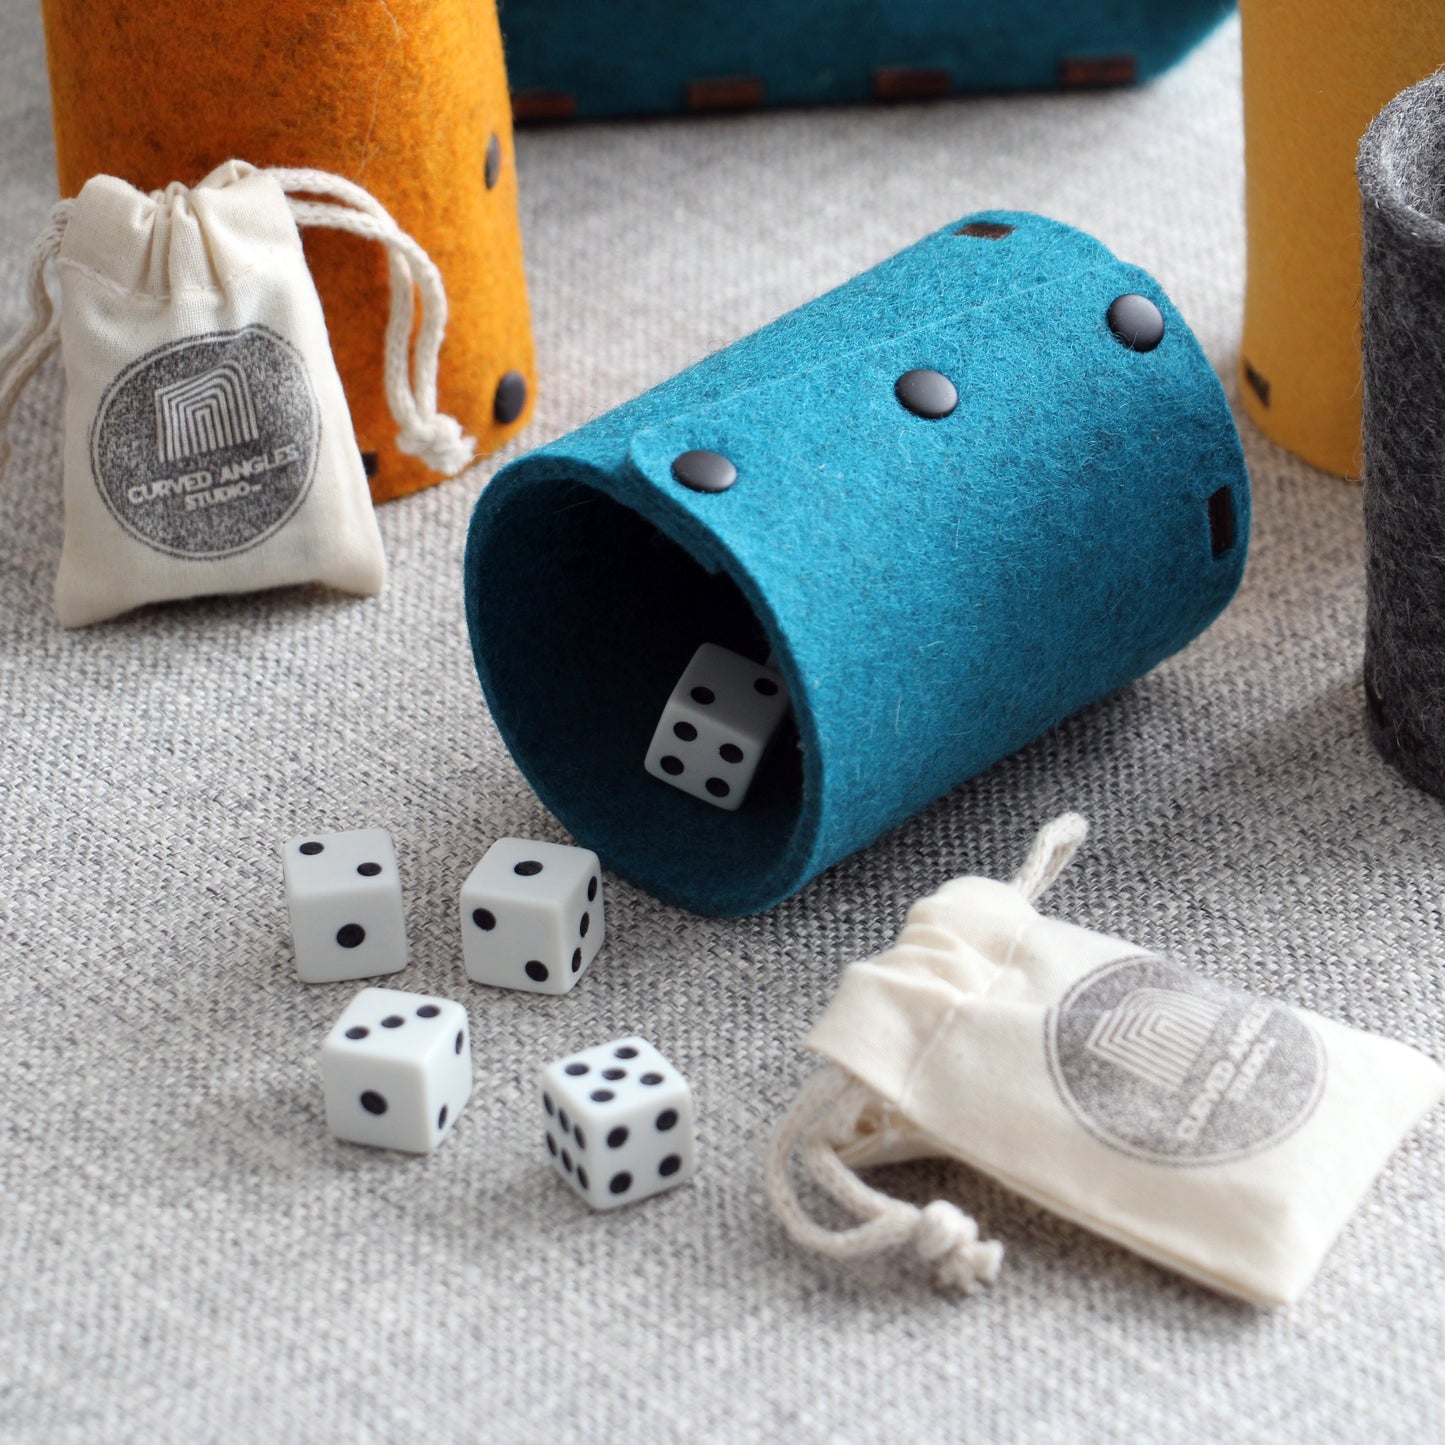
[282,828,407,985]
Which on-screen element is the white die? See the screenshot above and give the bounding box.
[460,838,604,995]
[540,1037,696,1210]
[320,987,472,1153]
[282,828,407,984]
[643,643,790,811]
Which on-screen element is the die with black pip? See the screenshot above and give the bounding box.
[460,838,605,994]
[541,1037,696,1210]
[282,827,407,984]
[644,643,790,811]
[321,987,472,1153]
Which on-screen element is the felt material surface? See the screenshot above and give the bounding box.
[7,17,1445,1441]
[465,216,1249,916]
[501,0,1235,119]
[1238,0,1445,479]
[1359,70,1445,798]
[40,0,535,504]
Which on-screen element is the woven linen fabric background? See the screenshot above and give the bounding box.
[1,6,1442,1441]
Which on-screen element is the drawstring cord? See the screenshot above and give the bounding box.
[0,199,74,470]
[765,1063,1004,1293]
[270,167,475,477]
[1010,811,1088,902]
[765,812,1089,1293]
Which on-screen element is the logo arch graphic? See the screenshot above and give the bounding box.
[1084,987,1223,1094]
[154,361,260,462]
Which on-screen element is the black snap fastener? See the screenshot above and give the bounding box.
[1106,294,1165,352]
[494,370,528,425]
[671,449,737,493]
[894,369,958,420]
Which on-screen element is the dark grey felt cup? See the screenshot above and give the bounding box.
[1360,69,1445,797]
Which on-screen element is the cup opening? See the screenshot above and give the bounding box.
[467,474,807,913]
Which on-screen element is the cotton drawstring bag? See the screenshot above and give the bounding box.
[766,815,1445,1305]
[0,160,475,626]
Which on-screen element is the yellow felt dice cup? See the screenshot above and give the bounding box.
[1239,0,1445,478]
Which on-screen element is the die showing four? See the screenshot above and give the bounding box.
[540,1037,696,1211]
[283,828,407,984]
[644,643,791,811]
[321,987,473,1154]
[460,837,605,994]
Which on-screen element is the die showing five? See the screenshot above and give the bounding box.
[540,1037,696,1210]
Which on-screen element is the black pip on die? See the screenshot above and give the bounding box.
[460,838,604,994]
[282,828,407,984]
[644,643,790,811]
[541,1037,696,1210]
[320,988,472,1154]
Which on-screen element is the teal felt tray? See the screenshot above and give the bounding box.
[501,0,1235,120]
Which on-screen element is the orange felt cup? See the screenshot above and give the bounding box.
[40,0,535,503]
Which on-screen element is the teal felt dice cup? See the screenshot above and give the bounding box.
[464,213,1250,917]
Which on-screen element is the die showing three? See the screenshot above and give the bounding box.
[321,987,473,1154]
[461,837,605,995]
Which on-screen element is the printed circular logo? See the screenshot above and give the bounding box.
[1045,956,1325,1166]
[90,325,320,559]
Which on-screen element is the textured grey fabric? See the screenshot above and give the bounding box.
[2,10,1443,1443]
[1361,69,1445,799]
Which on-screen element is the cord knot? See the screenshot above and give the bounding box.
[397,412,476,476]
[910,1200,1004,1293]
[766,1065,1006,1299]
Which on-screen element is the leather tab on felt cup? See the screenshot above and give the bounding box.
[40,0,535,504]
[463,213,1250,917]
